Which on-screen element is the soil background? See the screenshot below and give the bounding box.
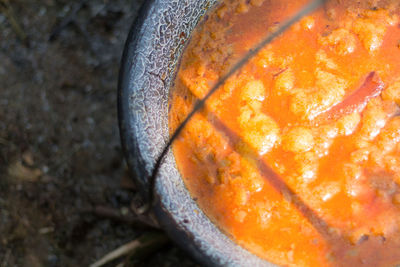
[0,0,197,266]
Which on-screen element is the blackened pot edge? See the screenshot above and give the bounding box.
[118,1,275,266]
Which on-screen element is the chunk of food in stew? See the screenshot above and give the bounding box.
[169,0,400,266]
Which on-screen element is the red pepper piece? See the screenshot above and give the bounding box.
[318,72,384,122]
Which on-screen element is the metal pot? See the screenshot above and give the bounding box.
[118,1,273,265]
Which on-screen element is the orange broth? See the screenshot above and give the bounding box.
[169,0,400,266]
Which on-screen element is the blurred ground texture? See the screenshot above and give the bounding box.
[0,0,197,266]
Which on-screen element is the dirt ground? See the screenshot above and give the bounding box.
[0,0,197,266]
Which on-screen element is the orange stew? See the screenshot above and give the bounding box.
[169,0,400,266]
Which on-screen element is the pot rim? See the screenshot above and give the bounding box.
[118,1,274,266]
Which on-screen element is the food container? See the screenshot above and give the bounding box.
[118,0,273,266]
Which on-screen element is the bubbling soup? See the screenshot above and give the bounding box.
[169,0,400,266]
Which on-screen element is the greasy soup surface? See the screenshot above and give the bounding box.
[169,0,400,266]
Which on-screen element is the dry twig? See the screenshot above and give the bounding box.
[90,232,169,267]
[84,205,159,230]
[0,0,28,44]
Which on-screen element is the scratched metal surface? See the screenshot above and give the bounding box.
[119,0,275,266]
